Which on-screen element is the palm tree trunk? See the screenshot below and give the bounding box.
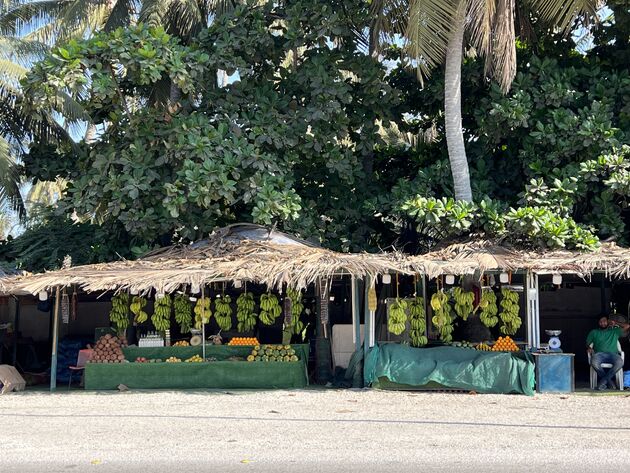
[444,4,473,202]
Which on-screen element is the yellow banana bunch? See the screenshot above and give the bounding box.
[431,291,455,342]
[499,288,521,335]
[236,292,257,332]
[408,297,427,347]
[286,288,305,335]
[130,296,148,324]
[193,298,212,330]
[174,294,193,333]
[260,293,281,325]
[387,298,408,335]
[479,290,499,328]
[109,292,130,333]
[214,295,233,331]
[151,294,172,332]
[453,287,474,321]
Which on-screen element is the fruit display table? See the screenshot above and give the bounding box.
[364,343,535,395]
[84,344,309,390]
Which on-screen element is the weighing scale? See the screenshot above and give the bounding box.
[545,329,562,352]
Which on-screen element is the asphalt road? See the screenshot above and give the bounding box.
[1,388,629,472]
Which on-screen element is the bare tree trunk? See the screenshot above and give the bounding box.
[444,4,473,202]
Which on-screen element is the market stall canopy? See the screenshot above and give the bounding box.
[9,224,409,295]
[0,267,25,295]
[405,240,630,279]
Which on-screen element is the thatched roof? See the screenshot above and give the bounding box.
[10,224,409,295]
[406,240,630,279]
[7,226,630,296]
[0,267,23,295]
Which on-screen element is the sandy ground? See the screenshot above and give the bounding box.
[1,388,630,472]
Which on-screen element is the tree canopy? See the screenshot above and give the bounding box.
[2,0,630,271]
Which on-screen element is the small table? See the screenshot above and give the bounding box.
[532,353,575,393]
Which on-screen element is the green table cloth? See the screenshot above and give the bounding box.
[364,344,535,395]
[85,344,309,390]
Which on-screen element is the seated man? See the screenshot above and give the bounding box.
[586,316,629,390]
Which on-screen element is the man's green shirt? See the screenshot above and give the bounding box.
[586,327,622,354]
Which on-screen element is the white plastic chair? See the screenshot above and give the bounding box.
[588,341,624,391]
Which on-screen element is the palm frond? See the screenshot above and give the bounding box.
[0,35,48,62]
[406,0,459,79]
[490,0,516,92]
[468,0,496,72]
[0,58,28,82]
[0,134,24,216]
[369,0,408,55]
[527,0,600,33]
[0,1,69,36]
[104,0,137,32]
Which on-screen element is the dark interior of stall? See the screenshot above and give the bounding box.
[537,273,629,385]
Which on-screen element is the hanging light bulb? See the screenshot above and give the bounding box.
[552,274,563,286]
[499,272,509,284]
[489,274,496,286]
[382,274,392,284]
[445,275,455,285]
[190,284,201,295]
[233,280,242,289]
[130,288,139,295]
[38,291,48,301]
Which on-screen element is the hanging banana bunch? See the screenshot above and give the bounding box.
[499,288,521,335]
[214,295,233,331]
[109,292,130,334]
[479,289,499,328]
[431,290,455,342]
[130,296,149,324]
[387,298,408,335]
[408,297,427,347]
[286,288,305,335]
[174,294,193,333]
[260,293,282,325]
[151,294,172,332]
[236,292,257,332]
[453,287,474,321]
[194,297,212,330]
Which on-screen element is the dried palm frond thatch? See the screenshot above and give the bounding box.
[10,225,411,295]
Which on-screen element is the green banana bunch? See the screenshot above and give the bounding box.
[499,288,521,335]
[286,288,305,335]
[152,294,172,332]
[408,297,427,347]
[431,291,455,343]
[214,295,233,331]
[194,298,212,330]
[109,292,130,333]
[387,298,408,335]
[260,293,282,325]
[453,287,474,321]
[479,289,499,328]
[130,296,148,324]
[236,292,257,332]
[174,294,193,334]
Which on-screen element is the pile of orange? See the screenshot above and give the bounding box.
[491,336,519,352]
[228,337,260,346]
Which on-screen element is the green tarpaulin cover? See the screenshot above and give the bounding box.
[364,344,535,395]
[85,344,309,390]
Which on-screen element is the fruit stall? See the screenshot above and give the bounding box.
[4,224,402,391]
[362,269,536,395]
[84,334,310,390]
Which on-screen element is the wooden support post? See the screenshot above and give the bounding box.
[12,297,20,366]
[351,276,361,351]
[50,287,61,392]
